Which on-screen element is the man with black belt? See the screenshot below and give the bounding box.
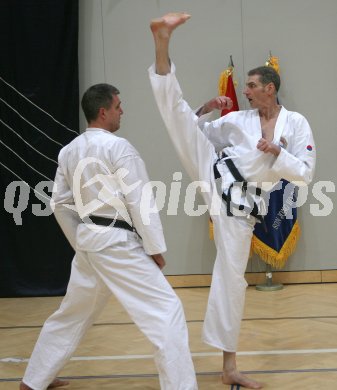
[149,13,315,389]
[20,83,197,390]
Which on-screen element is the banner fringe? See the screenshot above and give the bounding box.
[250,221,301,269]
[209,218,214,240]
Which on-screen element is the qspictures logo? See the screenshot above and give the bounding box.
[2,157,335,227]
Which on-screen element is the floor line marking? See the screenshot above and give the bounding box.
[2,315,337,330]
[2,348,337,363]
[2,368,337,383]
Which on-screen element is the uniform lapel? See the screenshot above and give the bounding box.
[273,106,288,143]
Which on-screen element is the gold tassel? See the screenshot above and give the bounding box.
[265,55,280,74]
[218,67,233,95]
[209,218,214,240]
[251,221,301,269]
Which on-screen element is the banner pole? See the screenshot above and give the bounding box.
[256,264,283,291]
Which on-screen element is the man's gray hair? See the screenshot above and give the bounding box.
[248,66,280,93]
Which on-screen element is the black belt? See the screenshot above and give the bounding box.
[213,154,266,230]
[89,216,134,232]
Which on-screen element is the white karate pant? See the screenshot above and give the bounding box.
[23,231,197,390]
[149,65,256,352]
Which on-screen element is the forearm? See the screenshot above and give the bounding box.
[272,115,316,184]
[116,155,167,255]
[196,96,233,117]
[272,148,315,185]
[196,104,213,117]
[53,205,82,250]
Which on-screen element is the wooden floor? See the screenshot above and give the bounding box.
[1,283,337,389]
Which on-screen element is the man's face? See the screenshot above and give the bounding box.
[104,95,123,132]
[243,75,269,109]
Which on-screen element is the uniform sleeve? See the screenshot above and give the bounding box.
[271,114,316,185]
[51,163,82,251]
[196,109,213,130]
[200,113,238,153]
[112,145,167,255]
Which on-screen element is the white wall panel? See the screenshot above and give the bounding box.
[79,0,337,274]
[241,0,337,271]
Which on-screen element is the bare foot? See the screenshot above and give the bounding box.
[19,382,31,390]
[20,378,69,390]
[150,12,191,39]
[222,369,263,389]
[47,378,69,388]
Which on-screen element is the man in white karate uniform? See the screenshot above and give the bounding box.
[149,13,315,389]
[20,83,197,390]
